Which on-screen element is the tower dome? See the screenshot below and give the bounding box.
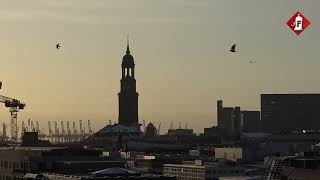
[122,45,135,68]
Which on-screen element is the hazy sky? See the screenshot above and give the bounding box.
[0,0,318,134]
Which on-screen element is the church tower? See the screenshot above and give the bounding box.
[118,41,139,127]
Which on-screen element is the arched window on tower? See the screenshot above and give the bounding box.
[126,68,129,77]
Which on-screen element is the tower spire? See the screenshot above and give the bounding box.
[126,34,130,54]
[119,37,139,128]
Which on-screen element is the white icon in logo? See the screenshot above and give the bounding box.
[294,14,303,31]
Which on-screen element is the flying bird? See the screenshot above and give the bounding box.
[56,43,61,49]
[250,60,255,64]
[230,44,236,52]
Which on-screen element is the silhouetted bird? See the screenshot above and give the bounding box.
[230,44,236,52]
[56,43,60,49]
[250,60,255,63]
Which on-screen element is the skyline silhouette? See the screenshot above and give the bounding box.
[0,0,318,133]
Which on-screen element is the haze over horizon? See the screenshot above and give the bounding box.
[0,0,318,134]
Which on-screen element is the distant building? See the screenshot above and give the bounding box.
[128,154,182,175]
[21,131,51,147]
[189,150,201,157]
[214,146,258,163]
[126,140,189,152]
[0,147,125,179]
[264,156,291,180]
[145,122,157,137]
[203,126,220,137]
[163,160,245,180]
[234,107,242,135]
[217,100,261,137]
[242,111,260,132]
[219,177,261,180]
[240,132,271,144]
[27,168,176,180]
[215,147,243,162]
[189,148,214,157]
[216,100,241,138]
[281,153,320,180]
[264,152,320,180]
[120,151,144,159]
[222,107,237,136]
[167,128,194,137]
[217,100,223,129]
[261,94,320,133]
[95,124,142,140]
[219,177,245,180]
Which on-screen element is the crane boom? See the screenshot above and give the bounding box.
[0,95,25,109]
[0,92,26,141]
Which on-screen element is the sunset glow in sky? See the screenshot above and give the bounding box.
[0,0,318,133]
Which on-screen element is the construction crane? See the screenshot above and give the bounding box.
[79,120,83,136]
[143,120,146,133]
[87,120,93,135]
[31,121,34,132]
[28,118,31,132]
[65,121,71,143]
[72,121,78,142]
[0,82,26,141]
[61,121,65,137]
[60,121,65,143]
[48,121,52,136]
[72,121,78,135]
[36,121,40,132]
[2,123,8,141]
[21,121,25,134]
[54,121,59,143]
[158,122,161,135]
[48,121,53,142]
[66,121,71,135]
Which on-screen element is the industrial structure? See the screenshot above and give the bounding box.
[0,82,25,142]
[0,119,96,144]
[0,82,96,144]
[21,119,95,143]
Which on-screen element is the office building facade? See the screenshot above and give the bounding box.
[261,94,320,132]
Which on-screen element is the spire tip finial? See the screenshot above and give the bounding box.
[126,34,130,54]
[127,34,129,45]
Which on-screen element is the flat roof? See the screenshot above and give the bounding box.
[164,163,243,169]
[0,147,66,151]
[56,160,124,164]
[164,164,205,169]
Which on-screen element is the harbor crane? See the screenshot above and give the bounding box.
[0,82,26,141]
